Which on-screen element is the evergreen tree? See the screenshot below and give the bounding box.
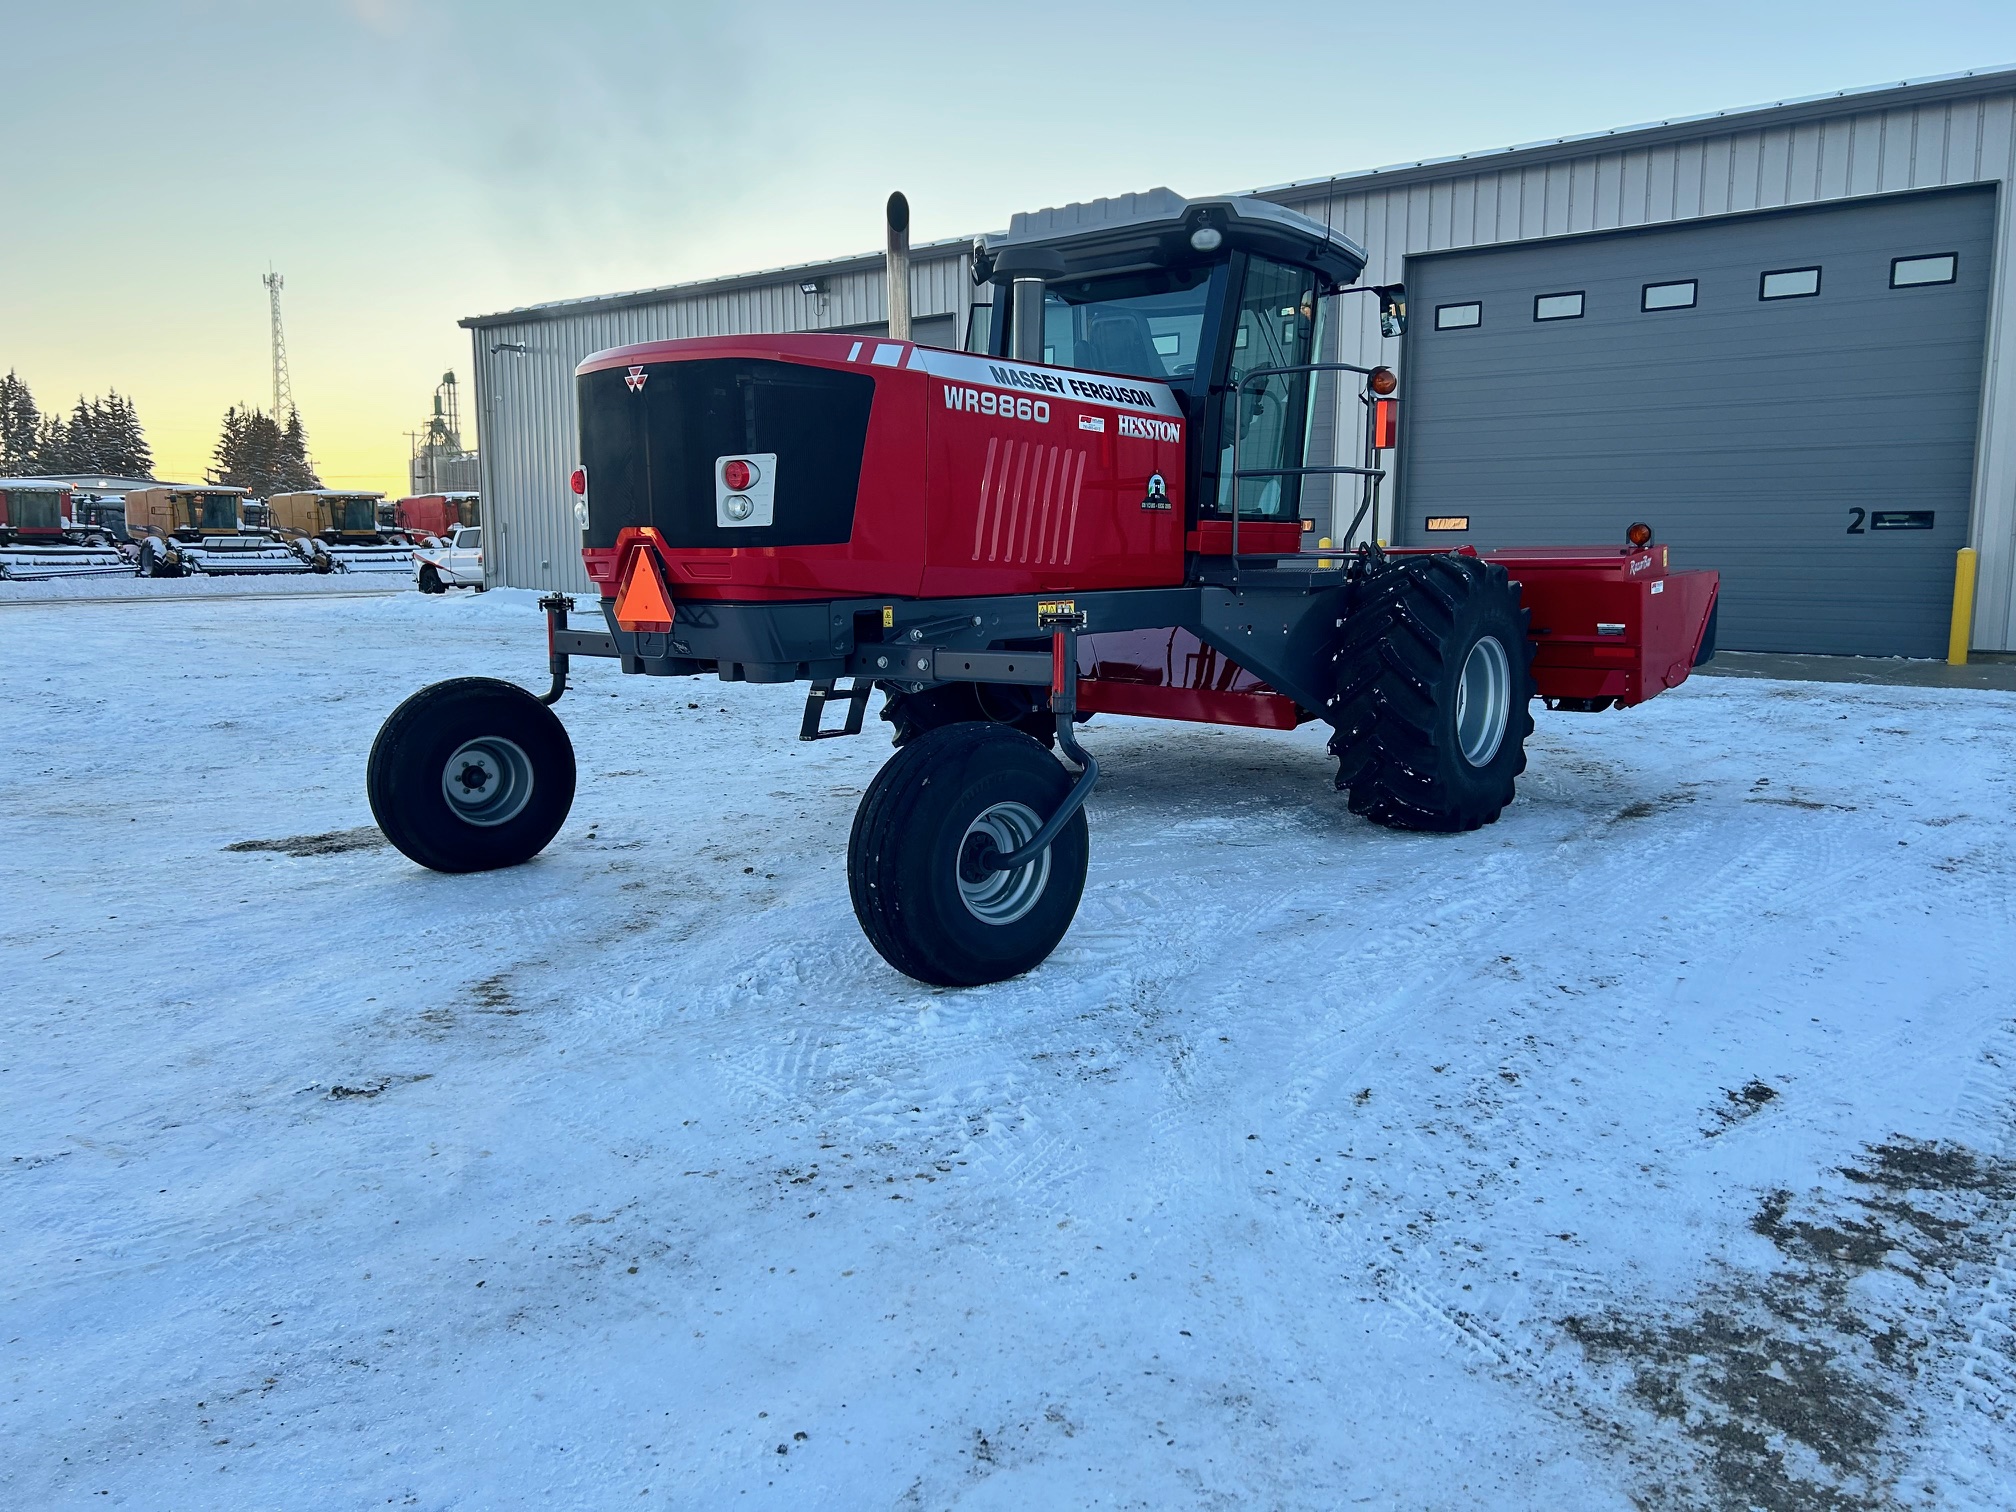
[211,405,321,497]
[281,410,318,489]
[0,371,41,475]
[67,397,104,472]
[0,375,154,478]
[30,413,71,473]
[97,392,153,477]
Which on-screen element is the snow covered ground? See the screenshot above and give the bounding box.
[5,590,2014,1511]
[0,572,409,605]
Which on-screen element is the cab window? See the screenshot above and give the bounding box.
[1214,256,1319,519]
[1030,266,1215,381]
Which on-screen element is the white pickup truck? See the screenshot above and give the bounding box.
[413,526,484,593]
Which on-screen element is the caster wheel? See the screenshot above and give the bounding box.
[848,723,1087,986]
[368,678,575,873]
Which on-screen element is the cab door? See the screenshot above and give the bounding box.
[1202,255,1320,531]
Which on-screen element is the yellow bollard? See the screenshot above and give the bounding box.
[1947,547,1978,666]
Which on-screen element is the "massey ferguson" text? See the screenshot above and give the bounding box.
[986,364,1163,410]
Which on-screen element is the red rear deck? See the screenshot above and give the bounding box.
[1074,545,1719,727]
[1488,544,1718,707]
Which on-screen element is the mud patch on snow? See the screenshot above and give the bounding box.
[1562,1137,2016,1510]
[225,826,386,857]
[1612,789,1697,822]
[1703,1078,1781,1137]
[323,1074,433,1100]
[469,974,519,1013]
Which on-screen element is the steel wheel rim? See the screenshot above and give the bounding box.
[956,801,1050,926]
[1455,635,1512,767]
[441,736,534,827]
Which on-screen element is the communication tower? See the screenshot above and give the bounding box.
[263,270,296,421]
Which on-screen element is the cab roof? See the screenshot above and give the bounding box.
[976,188,1368,292]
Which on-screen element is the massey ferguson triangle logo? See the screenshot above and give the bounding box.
[624,366,648,393]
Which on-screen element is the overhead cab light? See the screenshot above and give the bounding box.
[1189,226,1224,252]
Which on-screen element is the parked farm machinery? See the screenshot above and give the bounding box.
[396,492,480,543]
[0,481,128,579]
[121,486,309,575]
[268,491,415,574]
[369,189,1719,986]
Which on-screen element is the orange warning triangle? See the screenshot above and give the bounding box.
[614,548,675,633]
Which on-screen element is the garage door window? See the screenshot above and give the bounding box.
[1434,302,1482,330]
[1891,254,1957,288]
[1641,280,1697,311]
[1760,267,1821,300]
[1533,292,1584,321]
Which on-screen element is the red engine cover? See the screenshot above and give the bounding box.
[578,335,1190,602]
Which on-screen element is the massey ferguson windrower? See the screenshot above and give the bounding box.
[369,190,1720,986]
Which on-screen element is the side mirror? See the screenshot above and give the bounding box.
[1377,284,1407,339]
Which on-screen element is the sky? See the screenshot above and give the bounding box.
[4,1,2014,499]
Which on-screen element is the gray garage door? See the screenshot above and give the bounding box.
[1398,186,1995,656]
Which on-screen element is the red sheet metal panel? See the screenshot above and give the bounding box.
[1484,545,1719,706]
[1076,626,1305,729]
[1184,520,1304,556]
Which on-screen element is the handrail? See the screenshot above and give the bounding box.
[1224,359,1388,582]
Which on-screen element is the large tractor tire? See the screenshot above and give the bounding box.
[1329,553,1535,832]
[137,539,183,578]
[848,723,1088,986]
[879,682,1056,748]
[368,678,575,873]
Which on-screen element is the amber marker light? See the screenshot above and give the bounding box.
[1368,366,1398,396]
[1626,522,1654,548]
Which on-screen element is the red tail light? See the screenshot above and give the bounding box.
[570,467,587,496]
[721,459,755,491]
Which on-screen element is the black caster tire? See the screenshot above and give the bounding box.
[367,677,575,874]
[848,723,1088,987]
[1329,553,1536,832]
[418,564,444,594]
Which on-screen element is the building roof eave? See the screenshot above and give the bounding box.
[1246,64,2016,207]
[459,235,980,331]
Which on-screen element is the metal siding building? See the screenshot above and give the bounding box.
[465,66,2016,652]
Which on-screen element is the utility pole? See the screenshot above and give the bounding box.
[263,270,295,421]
